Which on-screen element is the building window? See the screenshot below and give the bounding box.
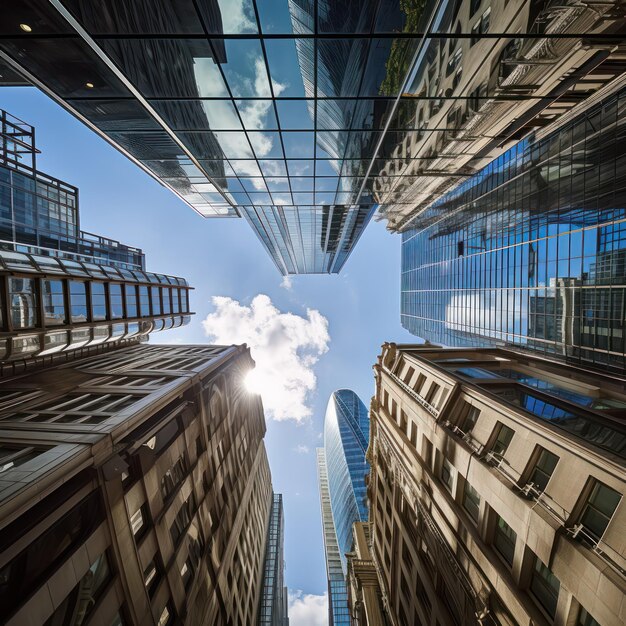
[151,287,162,315]
[172,289,180,314]
[0,445,47,473]
[490,423,514,458]
[162,288,172,315]
[9,277,37,328]
[69,281,88,323]
[109,284,124,319]
[493,515,517,566]
[463,482,480,523]
[161,456,188,502]
[158,603,174,626]
[0,491,104,618]
[577,607,600,626]
[471,8,490,44]
[469,0,481,17]
[143,557,160,598]
[130,504,149,539]
[125,284,138,318]
[424,382,440,405]
[91,282,107,320]
[527,448,559,492]
[42,279,65,326]
[170,494,196,547]
[460,403,480,433]
[414,373,426,393]
[578,480,621,541]
[180,557,194,590]
[43,552,111,626]
[441,458,454,491]
[138,285,150,316]
[530,556,560,618]
[410,422,418,446]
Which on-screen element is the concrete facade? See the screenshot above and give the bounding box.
[0,343,274,625]
[367,343,625,626]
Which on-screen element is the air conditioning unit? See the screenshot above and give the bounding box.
[484,451,502,466]
[567,523,585,539]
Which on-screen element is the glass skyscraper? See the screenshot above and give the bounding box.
[316,448,350,626]
[317,390,369,625]
[402,84,626,372]
[0,107,191,368]
[258,493,289,626]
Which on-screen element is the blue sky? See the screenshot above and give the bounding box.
[2,86,415,616]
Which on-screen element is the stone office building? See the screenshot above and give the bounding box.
[365,343,625,626]
[0,343,275,626]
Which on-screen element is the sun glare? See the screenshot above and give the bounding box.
[244,369,263,395]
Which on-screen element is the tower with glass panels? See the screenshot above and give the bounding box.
[317,390,370,625]
[0,108,191,370]
[401,83,626,373]
[258,493,289,626]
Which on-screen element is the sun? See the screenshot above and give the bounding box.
[244,369,263,395]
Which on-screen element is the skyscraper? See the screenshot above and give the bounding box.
[0,107,192,371]
[401,82,626,372]
[316,448,350,626]
[317,390,370,625]
[258,493,289,626]
[366,342,625,626]
[0,343,277,626]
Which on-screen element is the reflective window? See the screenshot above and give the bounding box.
[440,458,454,491]
[578,481,621,541]
[528,448,559,492]
[463,482,480,523]
[109,283,124,319]
[91,282,107,321]
[577,607,600,626]
[491,423,514,458]
[43,552,111,626]
[0,491,104,618]
[158,603,174,626]
[530,556,560,618]
[138,285,150,316]
[161,456,187,501]
[42,279,65,326]
[143,557,160,599]
[69,280,88,323]
[171,289,180,314]
[130,505,148,539]
[493,515,516,566]
[9,278,38,329]
[459,402,480,433]
[162,288,171,315]
[151,287,162,315]
[125,284,138,318]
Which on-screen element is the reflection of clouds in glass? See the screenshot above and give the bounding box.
[445,291,524,339]
[217,0,257,34]
[193,57,286,190]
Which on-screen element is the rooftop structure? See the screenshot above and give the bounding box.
[0,108,192,369]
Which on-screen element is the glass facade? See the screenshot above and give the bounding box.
[316,448,350,626]
[0,110,145,270]
[323,389,370,572]
[402,85,626,372]
[1,2,624,273]
[257,493,289,626]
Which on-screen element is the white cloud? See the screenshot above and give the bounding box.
[202,295,330,421]
[294,444,309,454]
[193,56,287,189]
[288,590,328,626]
[281,275,293,290]
[218,0,256,34]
